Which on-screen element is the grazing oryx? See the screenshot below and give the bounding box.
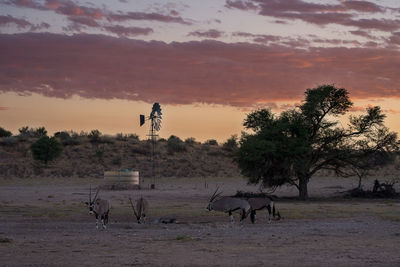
[129,196,148,224]
[206,187,251,223]
[248,197,281,224]
[85,186,110,229]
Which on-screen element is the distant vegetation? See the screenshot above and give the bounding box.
[1,85,399,200]
[0,127,240,179]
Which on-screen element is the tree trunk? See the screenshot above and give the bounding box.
[298,176,309,200]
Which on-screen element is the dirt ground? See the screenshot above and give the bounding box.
[1,176,400,266]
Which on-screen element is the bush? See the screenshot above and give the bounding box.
[0,137,18,147]
[204,139,218,146]
[128,133,139,141]
[54,131,70,140]
[88,129,101,143]
[30,136,63,165]
[223,134,238,151]
[0,127,12,137]
[185,137,197,145]
[167,135,186,153]
[62,137,80,146]
[116,133,127,141]
[18,126,47,138]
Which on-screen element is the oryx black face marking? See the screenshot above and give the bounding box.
[86,186,110,230]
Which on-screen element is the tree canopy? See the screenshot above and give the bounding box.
[30,136,63,165]
[236,85,398,199]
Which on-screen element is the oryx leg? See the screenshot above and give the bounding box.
[240,209,247,221]
[228,211,234,223]
[250,210,256,224]
[95,214,99,229]
[101,214,107,229]
[266,205,272,223]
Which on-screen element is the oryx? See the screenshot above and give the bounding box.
[85,186,110,229]
[206,187,251,223]
[128,196,148,224]
[247,197,281,224]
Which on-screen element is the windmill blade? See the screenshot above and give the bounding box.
[140,114,145,127]
[151,102,162,118]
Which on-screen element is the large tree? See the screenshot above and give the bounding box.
[236,85,398,199]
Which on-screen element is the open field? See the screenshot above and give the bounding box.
[1,176,400,266]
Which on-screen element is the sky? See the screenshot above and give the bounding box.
[0,0,399,142]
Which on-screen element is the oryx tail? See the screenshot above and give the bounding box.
[129,196,148,224]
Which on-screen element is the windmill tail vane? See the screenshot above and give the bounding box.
[139,102,162,132]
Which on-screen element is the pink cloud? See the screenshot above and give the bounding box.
[0,106,8,111]
[0,15,50,31]
[5,0,190,28]
[226,0,399,32]
[225,0,258,11]
[0,15,32,29]
[67,16,100,27]
[107,11,191,25]
[388,32,400,46]
[350,30,376,39]
[188,29,224,39]
[1,33,400,107]
[103,25,153,37]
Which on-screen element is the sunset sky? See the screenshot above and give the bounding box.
[0,0,399,142]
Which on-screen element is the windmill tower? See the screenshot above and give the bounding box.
[140,102,162,189]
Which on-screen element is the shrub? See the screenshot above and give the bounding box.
[116,133,127,141]
[0,127,12,137]
[128,133,139,141]
[30,136,63,165]
[223,134,238,151]
[0,137,18,147]
[112,155,122,166]
[54,131,70,140]
[185,137,197,145]
[204,139,218,146]
[18,126,47,138]
[167,135,186,153]
[101,135,115,144]
[62,137,80,146]
[34,127,47,138]
[88,129,101,143]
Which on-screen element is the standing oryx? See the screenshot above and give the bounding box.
[85,186,110,229]
[248,196,281,224]
[206,187,251,223]
[129,196,148,224]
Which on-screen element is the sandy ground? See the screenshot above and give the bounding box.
[1,176,400,266]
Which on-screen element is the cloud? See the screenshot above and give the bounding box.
[107,11,191,25]
[0,15,31,29]
[226,0,400,32]
[5,0,191,28]
[350,30,376,39]
[0,106,8,111]
[1,33,400,107]
[0,15,49,31]
[103,25,153,37]
[188,29,224,39]
[225,0,258,11]
[388,32,400,46]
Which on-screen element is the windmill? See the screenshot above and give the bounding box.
[140,102,162,189]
